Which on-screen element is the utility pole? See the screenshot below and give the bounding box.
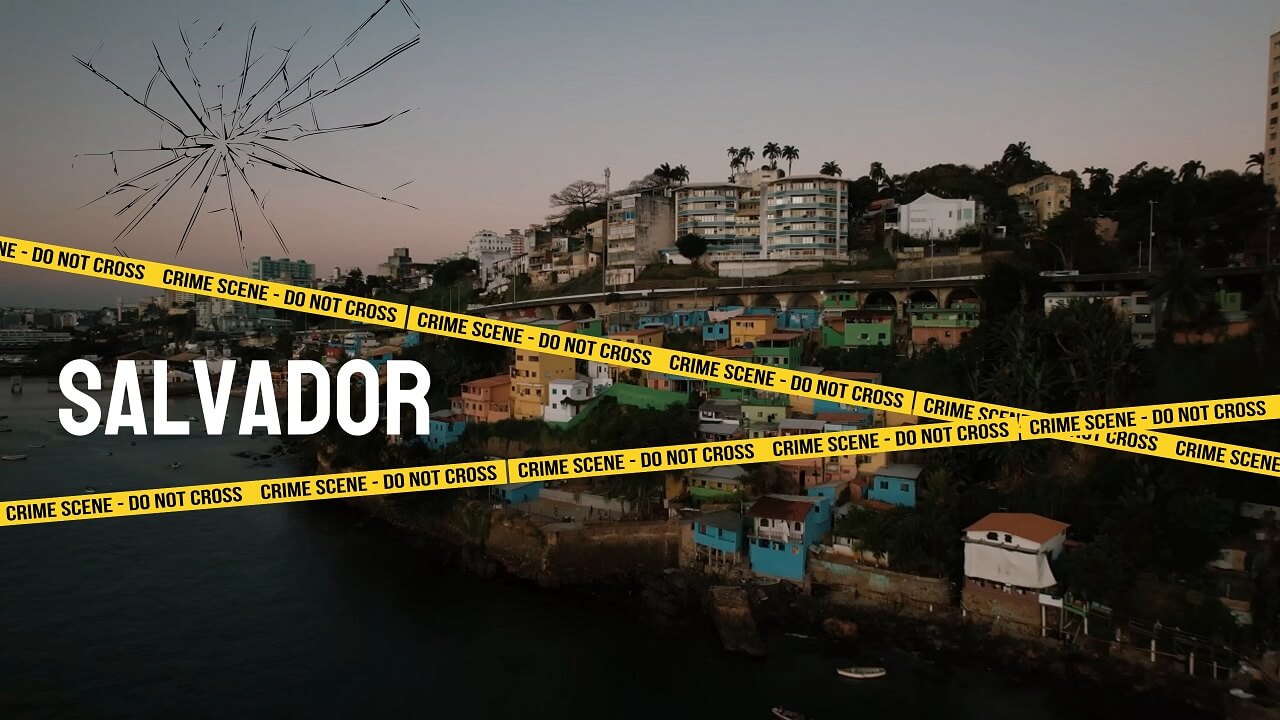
[1147,200,1157,272]
[603,167,610,297]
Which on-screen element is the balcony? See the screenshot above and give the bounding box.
[751,525,805,544]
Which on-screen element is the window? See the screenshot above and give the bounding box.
[1004,534,1013,542]
[879,480,889,490]
[793,521,802,531]
[900,483,910,492]
[986,531,998,540]
[792,545,800,555]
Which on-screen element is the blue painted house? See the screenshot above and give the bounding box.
[402,331,422,349]
[805,481,845,505]
[671,309,710,329]
[746,494,833,580]
[491,481,541,505]
[422,409,467,450]
[777,308,821,330]
[692,510,745,566]
[703,322,731,344]
[866,464,923,508]
[639,313,671,329]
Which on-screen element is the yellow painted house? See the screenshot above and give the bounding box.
[511,350,576,420]
[729,315,777,348]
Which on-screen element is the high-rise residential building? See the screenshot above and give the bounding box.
[605,188,675,286]
[1007,174,1072,227]
[674,168,780,263]
[764,175,852,260]
[506,229,527,258]
[674,169,856,263]
[1267,29,1280,191]
[251,257,315,288]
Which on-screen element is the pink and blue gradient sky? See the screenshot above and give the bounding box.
[1,0,1278,306]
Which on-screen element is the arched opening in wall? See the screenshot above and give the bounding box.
[755,294,781,309]
[576,304,596,319]
[908,290,939,308]
[719,295,745,308]
[863,290,896,310]
[556,305,575,320]
[535,306,554,320]
[790,293,820,309]
[948,287,980,308]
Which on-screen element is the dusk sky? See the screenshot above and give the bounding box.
[2,0,1279,307]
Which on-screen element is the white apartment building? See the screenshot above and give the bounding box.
[468,229,514,283]
[675,169,853,263]
[543,378,591,423]
[765,175,852,260]
[674,168,781,263]
[606,189,675,286]
[896,193,983,239]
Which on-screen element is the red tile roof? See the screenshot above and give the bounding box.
[964,513,1070,544]
[745,496,816,522]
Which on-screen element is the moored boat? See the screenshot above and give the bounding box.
[837,666,886,679]
[2,454,28,461]
[772,708,806,720]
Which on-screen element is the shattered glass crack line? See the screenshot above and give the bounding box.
[72,0,419,265]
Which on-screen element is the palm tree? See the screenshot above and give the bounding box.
[726,147,740,177]
[1002,141,1031,167]
[671,164,689,184]
[763,142,781,169]
[1177,160,1205,182]
[653,163,677,184]
[737,146,755,170]
[819,161,843,177]
[869,161,887,186]
[1083,166,1114,195]
[1248,152,1266,173]
[781,145,799,174]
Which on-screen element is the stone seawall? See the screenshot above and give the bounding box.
[810,555,954,613]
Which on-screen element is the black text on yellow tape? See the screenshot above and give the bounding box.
[4,235,1280,470]
[2,420,1019,527]
[0,460,508,527]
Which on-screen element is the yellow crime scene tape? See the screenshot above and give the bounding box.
[1,234,1279,477]
[0,420,1020,526]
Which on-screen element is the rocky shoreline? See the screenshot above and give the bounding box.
[323,482,1260,719]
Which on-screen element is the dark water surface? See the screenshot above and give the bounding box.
[0,386,1212,719]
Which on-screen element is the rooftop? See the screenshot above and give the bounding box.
[698,510,743,533]
[875,464,925,481]
[463,375,510,389]
[745,495,820,521]
[964,513,1070,544]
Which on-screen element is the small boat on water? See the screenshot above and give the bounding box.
[837,666,886,680]
[27,443,45,449]
[84,487,97,494]
[0,428,12,433]
[1230,688,1255,700]
[772,708,806,720]
[170,462,182,469]
[1,455,27,461]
